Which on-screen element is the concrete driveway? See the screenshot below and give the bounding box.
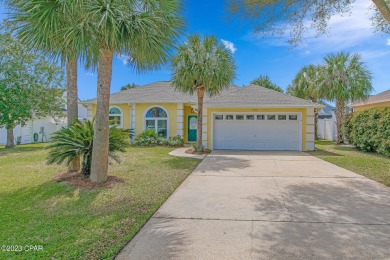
[117,151,390,259]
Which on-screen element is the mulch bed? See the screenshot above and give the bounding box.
[185,148,211,155]
[53,172,124,189]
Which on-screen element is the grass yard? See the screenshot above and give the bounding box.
[0,143,200,259]
[308,140,390,186]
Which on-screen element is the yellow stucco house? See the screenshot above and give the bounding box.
[351,89,390,112]
[82,81,323,151]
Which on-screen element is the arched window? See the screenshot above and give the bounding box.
[145,106,168,137]
[109,107,122,128]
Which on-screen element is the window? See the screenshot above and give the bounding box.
[109,107,122,128]
[257,115,265,120]
[145,107,168,137]
[189,117,197,129]
[236,115,244,120]
[289,115,298,120]
[267,115,276,120]
[246,115,255,120]
[278,115,287,120]
[215,115,223,120]
[226,115,234,120]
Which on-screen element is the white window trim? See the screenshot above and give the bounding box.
[143,105,170,138]
[109,106,123,128]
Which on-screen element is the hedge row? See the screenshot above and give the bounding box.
[345,107,390,157]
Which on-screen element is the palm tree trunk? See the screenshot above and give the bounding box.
[196,86,205,150]
[372,0,390,24]
[90,48,113,183]
[5,127,15,148]
[314,108,318,140]
[66,58,80,172]
[335,99,345,144]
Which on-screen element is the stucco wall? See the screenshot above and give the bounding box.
[91,104,131,129]
[88,103,316,151]
[135,103,178,137]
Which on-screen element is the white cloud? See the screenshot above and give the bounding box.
[360,50,390,60]
[221,39,237,54]
[250,0,377,51]
[387,38,390,46]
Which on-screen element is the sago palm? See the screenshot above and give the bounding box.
[171,35,236,150]
[7,0,94,171]
[47,120,129,177]
[318,52,373,144]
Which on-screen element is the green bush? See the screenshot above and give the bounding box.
[345,107,390,157]
[132,130,184,147]
[133,129,162,146]
[162,135,184,147]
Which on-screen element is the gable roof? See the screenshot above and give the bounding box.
[82,81,323,108]
[351,89,390,107]
[205,84,322,108]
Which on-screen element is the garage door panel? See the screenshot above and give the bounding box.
[213,114,301,151]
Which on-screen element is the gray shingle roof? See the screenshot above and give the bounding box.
[205,84,321,107]
[351,89,390,107]
[82,81,322,108]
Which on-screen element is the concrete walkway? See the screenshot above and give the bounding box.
[168,147,206,160]
[117,150,390,259]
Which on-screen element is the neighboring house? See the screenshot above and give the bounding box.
[317,104,337,141]
[0,92,88,145]
[351,89,390,112]
[82,81,323,151]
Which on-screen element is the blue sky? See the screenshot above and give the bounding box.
[1,0,389,101]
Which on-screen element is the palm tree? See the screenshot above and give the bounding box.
[288,65,323,138]
[251,75,283,92]
[81,0,183,183]
[171,35,236,150]
[121,83,138,91]
[7,0,91,172]
[318,52,373,144]
[47,120,129,177]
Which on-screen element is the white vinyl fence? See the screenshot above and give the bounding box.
[0,117,67,145]
[317,118,337,141]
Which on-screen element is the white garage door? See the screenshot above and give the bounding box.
[213,113,301,151]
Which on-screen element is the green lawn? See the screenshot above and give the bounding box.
[308,140,390,186]
[0,144,200,259]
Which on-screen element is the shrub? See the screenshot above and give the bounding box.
[132,129,162,146]
[192,144,204,152]
[121,128,135,140]
[132,131,184,147]
[47,120,129,176]
[345,107,390,157]
[162,135,184,147]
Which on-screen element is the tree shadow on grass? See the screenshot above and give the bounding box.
[0,145,46,156]
[161,156,200,170]
[309,148,343,157]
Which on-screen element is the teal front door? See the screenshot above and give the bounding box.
[188,115,197,142]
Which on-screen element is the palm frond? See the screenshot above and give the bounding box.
[47,120,129,176]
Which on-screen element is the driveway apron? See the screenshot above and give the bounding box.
[117,150,390,260]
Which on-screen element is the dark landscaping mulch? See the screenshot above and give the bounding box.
[54,172,124,189]
[185,148,211,155]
